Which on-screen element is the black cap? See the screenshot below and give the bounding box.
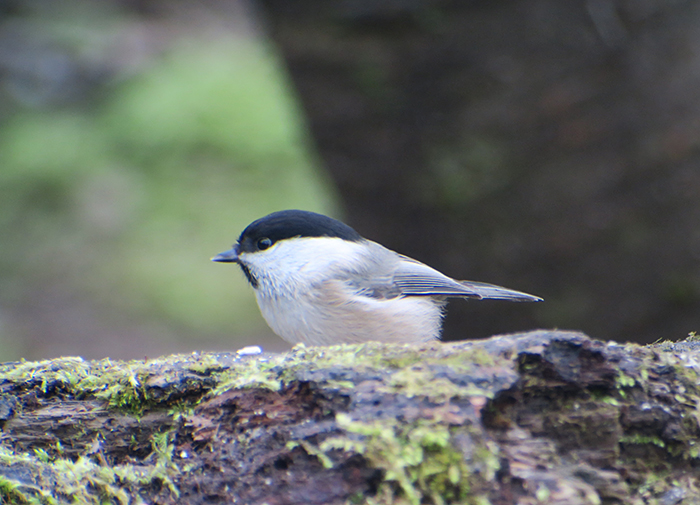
[237,210,362,254]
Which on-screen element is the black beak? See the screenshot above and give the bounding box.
[212,246,239,263]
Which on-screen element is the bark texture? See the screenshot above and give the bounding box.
[1,330,699,504]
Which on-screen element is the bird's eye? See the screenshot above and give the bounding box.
[257,237,272,250]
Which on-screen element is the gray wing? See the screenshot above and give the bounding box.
[342,242,542,302]
[392,257,543,302]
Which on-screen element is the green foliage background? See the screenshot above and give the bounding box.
[0,17,337,360]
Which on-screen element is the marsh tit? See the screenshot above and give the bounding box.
[213,210,542,345]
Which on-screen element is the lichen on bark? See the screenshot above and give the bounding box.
[1,330,700,504]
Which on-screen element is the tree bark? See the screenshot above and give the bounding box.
[1,330,699,504]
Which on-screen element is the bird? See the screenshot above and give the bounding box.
[212,210,542,345]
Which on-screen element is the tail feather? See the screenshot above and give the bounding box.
[458,280,543,302]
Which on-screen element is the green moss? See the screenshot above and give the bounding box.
[620,434,666,448]
[19,334,700,503]
[386,365,493,402]
[0,432,179,505]
[237,340,512,504]
[316,414,492,505]
[281,342,425,372]
[0,474,55,505]
[210,357,283,394]
[615,372,636,389]
[0,357,153,414]
[280,341,499,383]
[0,352,281,414]
[183,353,230,375]
[286,440,334,469]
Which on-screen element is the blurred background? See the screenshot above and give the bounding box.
[0,0,698,361]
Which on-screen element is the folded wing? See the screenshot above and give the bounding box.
[392,257,542,302]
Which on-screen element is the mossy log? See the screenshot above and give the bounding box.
[0,330,699,504]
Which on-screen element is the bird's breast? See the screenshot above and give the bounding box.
[254,278,445,345]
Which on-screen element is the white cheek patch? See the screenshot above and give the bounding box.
[241,237,368,296]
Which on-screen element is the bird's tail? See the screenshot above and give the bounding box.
[458,280,543,302]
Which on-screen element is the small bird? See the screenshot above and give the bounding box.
[213,210,542,345]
